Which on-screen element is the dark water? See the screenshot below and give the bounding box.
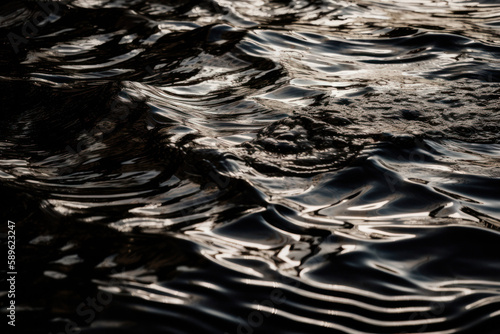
[1,0,500,333]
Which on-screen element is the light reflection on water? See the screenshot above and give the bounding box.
[0,0,500,333]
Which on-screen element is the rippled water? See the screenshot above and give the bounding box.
[1,0,500,333]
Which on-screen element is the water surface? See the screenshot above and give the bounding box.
[1,0,500,333]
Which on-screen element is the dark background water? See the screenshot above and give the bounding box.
[1,0,500,333]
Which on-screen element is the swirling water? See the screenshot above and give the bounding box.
[1,0,500,333]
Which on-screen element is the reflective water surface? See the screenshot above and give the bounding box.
[1,0,500,333]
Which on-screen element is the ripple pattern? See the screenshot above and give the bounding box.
[1,0,500,333]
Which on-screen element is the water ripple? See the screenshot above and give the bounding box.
[1,0,500,333]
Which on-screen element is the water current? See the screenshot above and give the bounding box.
[1,0,500,333]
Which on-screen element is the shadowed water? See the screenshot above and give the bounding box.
[1,0,500,333]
